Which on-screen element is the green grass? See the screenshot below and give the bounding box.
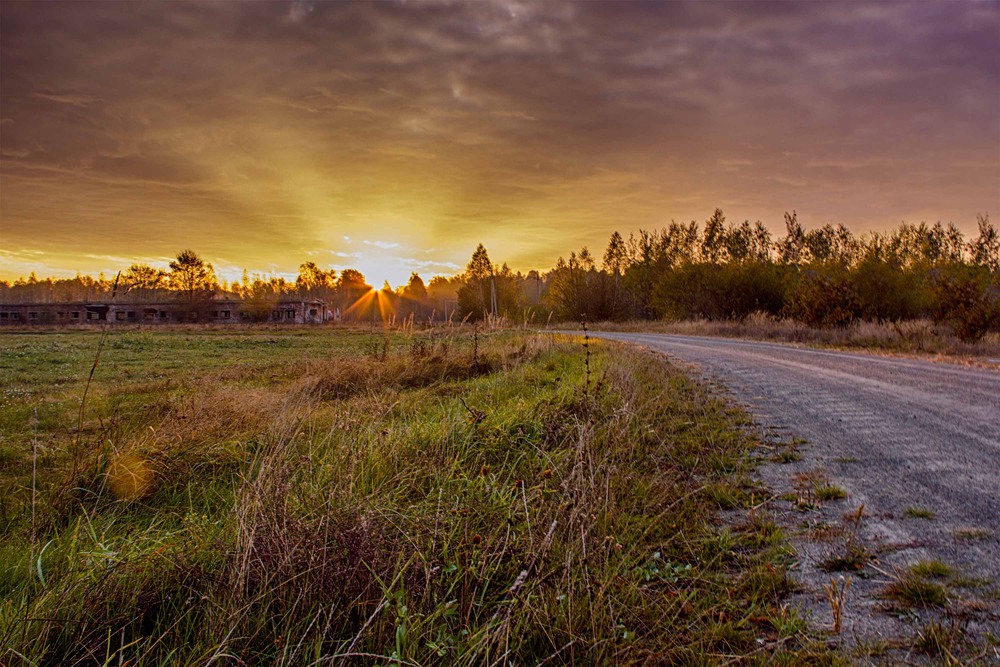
[882,562,953,608]
[883,577,949,608]
[910,559,954,580]
[818,504,869,573]
[904,506,936,520]
[771,448,802,464]
[0,326,840,665]
[815,484,848,501]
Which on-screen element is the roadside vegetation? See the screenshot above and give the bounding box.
[576,315,1000,359]
[0,327,842,665]
[543,213,1000,346]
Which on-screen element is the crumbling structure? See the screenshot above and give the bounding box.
[0,299,331,325]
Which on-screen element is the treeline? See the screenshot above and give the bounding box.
[4,211,998,338]
[542,211,999,341]
[0,245,550,324]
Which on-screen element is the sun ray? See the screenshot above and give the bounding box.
[343,288,378,319]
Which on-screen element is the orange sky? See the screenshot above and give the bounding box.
[2,1,998,287]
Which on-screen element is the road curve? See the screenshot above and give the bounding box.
[588,332,1000,581]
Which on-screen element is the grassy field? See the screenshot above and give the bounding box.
[0,325,841,665]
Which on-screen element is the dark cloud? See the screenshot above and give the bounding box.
[1,0,998,281]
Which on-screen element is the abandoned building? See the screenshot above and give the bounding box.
[0,299,332,326]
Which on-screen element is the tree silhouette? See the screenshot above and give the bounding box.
[602,231,627,277]
[297,262,333,296]
[701,208,727,264]
[168,250,216,302]
[402,272,428,301]
[778,211,806,265]
[969,214,999,273]
[123,263,165,300]
[466,244,493,281]
[459,244,495,319]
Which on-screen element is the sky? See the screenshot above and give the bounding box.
[2,0,999,287]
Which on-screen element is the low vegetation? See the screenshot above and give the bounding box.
[578,315,1000,358]
[0,327,841,665]
[547,213,1000,345]
[913,620,967,661]
[904,506,937,520]
[818,506,870,574]
[814,485,848,502]
[954,527,991,541]
[910,560,954,580]
[882,563,953,609]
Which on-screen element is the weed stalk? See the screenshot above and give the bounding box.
[30,407,38,578]
[473,322,479,368]
[72,271,121,479]
[822,575,851,634]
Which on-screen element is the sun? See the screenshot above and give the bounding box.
[351,258,414,291]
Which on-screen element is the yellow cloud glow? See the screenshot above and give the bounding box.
[1,1,997,284]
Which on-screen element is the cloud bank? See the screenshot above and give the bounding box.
[1,0,997,282]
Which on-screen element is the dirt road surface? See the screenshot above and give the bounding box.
[589,332,1000,656]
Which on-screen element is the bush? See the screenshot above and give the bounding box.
[653,263,725,320]
[722,261,789,320]
[929,263,1000,342]
[852,257,927,322]
[786,263,859,328]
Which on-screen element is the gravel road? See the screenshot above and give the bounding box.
[588,331,1000,654]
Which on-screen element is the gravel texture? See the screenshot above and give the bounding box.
[589,332,1000,661]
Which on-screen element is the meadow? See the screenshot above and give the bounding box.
[0,326,841,665]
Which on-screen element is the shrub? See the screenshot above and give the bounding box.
[786,263,859,328]
[928,263,1000,342]
[851,257,926,322]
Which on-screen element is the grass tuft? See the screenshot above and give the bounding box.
[819,543,871,573]
[953,527,990,541]
[904,506,936,520]
[914,620,964,658]
[910,559,954,580]
[882,563,951,608]
[772,448,802,464]
[815,484,848,501]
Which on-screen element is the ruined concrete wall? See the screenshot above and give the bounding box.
[0,300,331,325]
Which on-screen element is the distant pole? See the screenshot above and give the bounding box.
[490,277,497,319]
